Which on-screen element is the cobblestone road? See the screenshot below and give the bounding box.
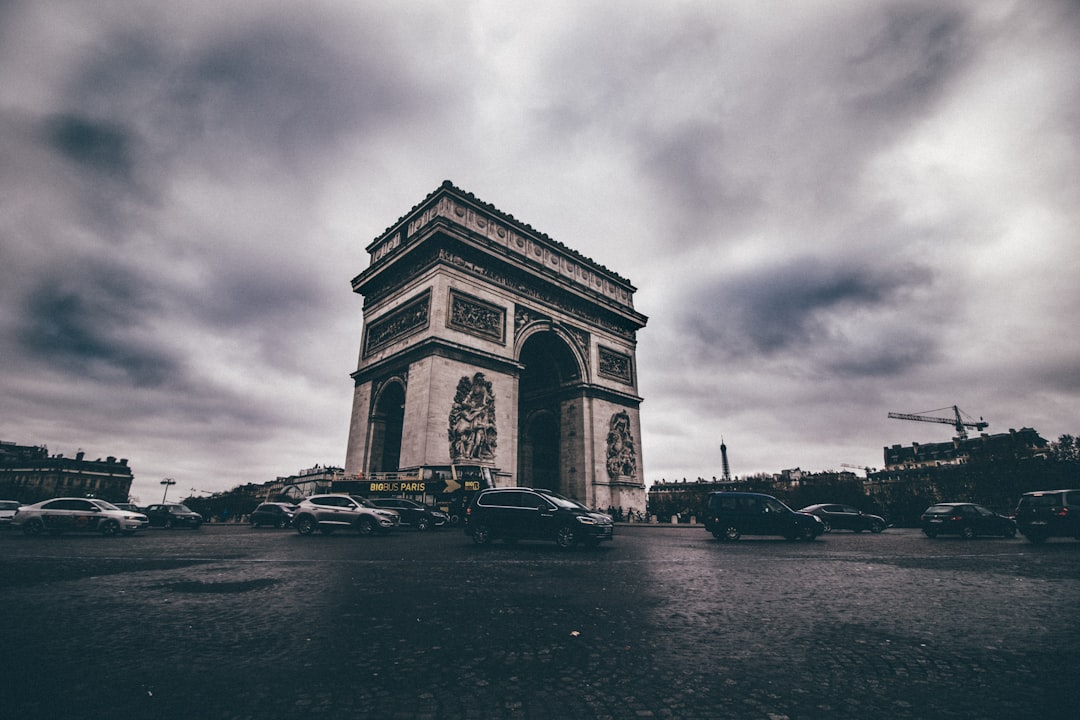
[0,524,1076,719]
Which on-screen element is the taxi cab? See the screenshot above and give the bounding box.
[11,497,149,536]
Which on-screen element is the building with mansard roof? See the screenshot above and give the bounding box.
[0,440,134,504]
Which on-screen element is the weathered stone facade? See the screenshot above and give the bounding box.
[344,181,648,512]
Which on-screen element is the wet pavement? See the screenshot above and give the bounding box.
[0,523,1077,719]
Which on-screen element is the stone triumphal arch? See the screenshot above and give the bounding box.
[344,181,648,512]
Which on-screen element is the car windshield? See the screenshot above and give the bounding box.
[535,491,585,510]
[764,498,791,513]
[925,505,955,514]
[91,500,120,511]
[1022,494,1059,507]
[352,496,378,508]
[0,501,20,510]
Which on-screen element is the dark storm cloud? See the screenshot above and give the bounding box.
[15,260,178,387]
[46,114,134,179]
[679,257,936,375]
[840,4,969,118]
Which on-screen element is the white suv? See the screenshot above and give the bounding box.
[291,494,399,536]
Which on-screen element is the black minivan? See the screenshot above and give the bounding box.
[703,491,823,541]
[464,487,614,549]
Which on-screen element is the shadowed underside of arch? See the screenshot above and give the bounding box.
[517,332,582,495]
[370,380,405,473]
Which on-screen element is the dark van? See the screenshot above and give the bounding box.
[703,491,823,541]
[1014,489,1080,543]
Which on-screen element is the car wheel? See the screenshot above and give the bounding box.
[555,525,577,549]
[961,526,976,540]
[100,520,120,537]
[416,516,431,532]
[277,518,289,529]
[164,518,174,529]
[251,520,261,528]
[22,518,44,536]
[722,525,741,542]
[821,521,832,533]
[471,524,492,545]
[799,526,818,541]
[357,517,377,536]
[871,522,884,533]
[295,516,316,535]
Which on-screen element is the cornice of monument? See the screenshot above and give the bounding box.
[355,181,645,322]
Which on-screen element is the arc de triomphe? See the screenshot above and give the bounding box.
[344,181,648,513]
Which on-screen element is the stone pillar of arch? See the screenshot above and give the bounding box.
[344,181,648,513]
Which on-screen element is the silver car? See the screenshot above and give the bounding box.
[12,497,149,536]
[291,494,399,536]
[0,499,21,528]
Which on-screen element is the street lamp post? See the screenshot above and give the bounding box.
[160,478,176,502]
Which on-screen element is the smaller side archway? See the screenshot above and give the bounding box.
[369,378,406,473]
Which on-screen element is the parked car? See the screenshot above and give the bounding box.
[291,494,399,536]
[10,497,148,536]
[369,498,448,530]
[798,504,886,533]
[703,492,823,541]
[464,487,614,549]
[1014,489,1080,543]
[249,502,297,528]
[0,499,21,528]
[143,503,204,529]
[920,503,1016,539]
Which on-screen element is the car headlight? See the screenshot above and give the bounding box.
[576,515,597,525]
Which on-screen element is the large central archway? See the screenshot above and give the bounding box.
[517,331,582,496]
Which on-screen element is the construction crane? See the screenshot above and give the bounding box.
[840,463,869,475]
[888,405,988,440]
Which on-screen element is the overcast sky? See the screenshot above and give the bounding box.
[2,0,1077,504]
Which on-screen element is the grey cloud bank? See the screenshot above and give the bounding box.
[1,0,1077,502]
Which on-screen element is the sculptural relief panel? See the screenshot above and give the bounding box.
[598,345,633,385]
[448,372,498,462]
[363,290,431,357]
[447,289,505,344]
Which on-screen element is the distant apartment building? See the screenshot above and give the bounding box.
[0,440,134,504]
[881,428,1049,471]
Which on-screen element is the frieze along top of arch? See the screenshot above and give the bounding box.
[360,181,642,317]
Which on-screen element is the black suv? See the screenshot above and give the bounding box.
[464,487,614,549]
[1014,489,1080,543]
[703,492,823,541]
